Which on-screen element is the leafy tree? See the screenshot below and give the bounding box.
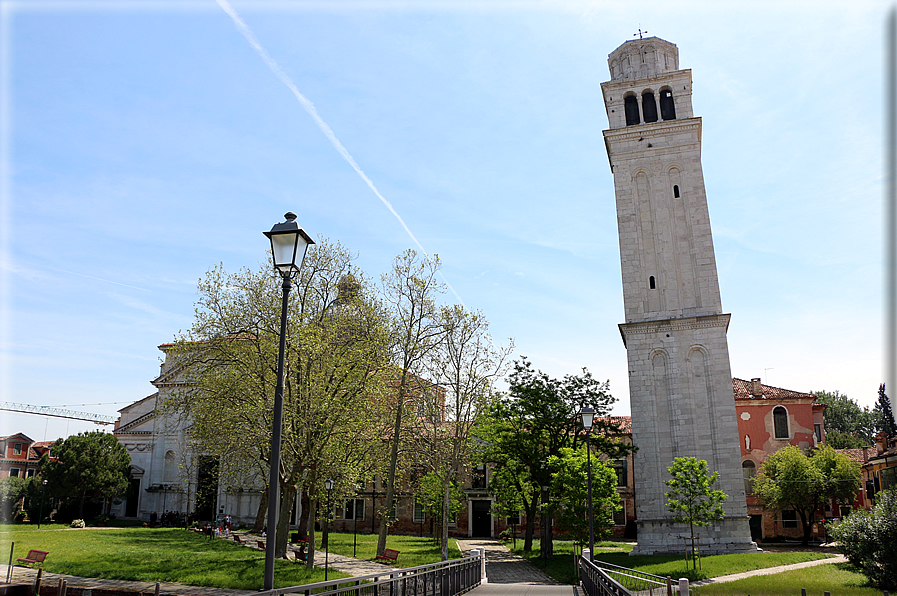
[414,304,511,560]
[166,240,392,564]
[828,488,897,589]
[813,390,875,445]
[38,431,130,519]
[0,476,27,521]
[824,431,868,450]
[664,457,727,566]
[377,249,445,557]
[753,445,861,545]
[548,447,620,547]
[413,471,465,538]
[874,383,896,437]
[475,358,631,558]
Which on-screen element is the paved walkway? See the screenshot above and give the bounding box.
[456,540,571,591]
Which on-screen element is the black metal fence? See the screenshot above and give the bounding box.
[580,556,682,596]
[256,553,483,596]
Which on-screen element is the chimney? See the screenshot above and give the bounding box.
[751,378,763,397]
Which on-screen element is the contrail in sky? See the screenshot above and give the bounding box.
[215,0,462,297]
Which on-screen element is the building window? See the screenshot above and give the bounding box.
[13,443,22,455]
[742,460,756,494]
[660,89,676,120]
[611,459,628,487]
[413,501,425,523]
[624,95,640,126]
[815,424,823,443]
[642,91,658,123]
[773,406,789,439]
[782,509,797,528]
[9,469,20,478]
[673,185,680,198]
[649,276,656,290]
[472,465,487,489]
[26,469,35,478]
[613,502,626,526]
[338,499,365,521]
[839,505,852,518]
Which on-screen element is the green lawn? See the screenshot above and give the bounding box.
[513,540,836,586]
[692,563,884,596]
[1,525,345,590]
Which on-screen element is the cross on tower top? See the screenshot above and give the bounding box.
[633,27,648,39]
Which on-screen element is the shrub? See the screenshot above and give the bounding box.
[828,489,897,589]
[71,519,86,528]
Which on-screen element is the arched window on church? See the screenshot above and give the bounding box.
[624,95,640,126]
[642,91,658,123]
[660,88,676,120]
[742,461,756,494]
[773,406,789,439]
[164,450,176,483]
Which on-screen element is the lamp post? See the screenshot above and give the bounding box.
[324,479,334,581]
[262,212,315,591]
[38,479,48,529]
[580,405,595,562]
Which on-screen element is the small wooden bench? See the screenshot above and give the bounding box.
[375,548,400,563]
[16,550,48,567]
[233,535,244,544]
[257,541,266,550]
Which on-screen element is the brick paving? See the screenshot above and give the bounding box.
[456,540,569,589]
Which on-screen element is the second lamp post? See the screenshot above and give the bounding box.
[580,405,596,562]
[262,212,314,591]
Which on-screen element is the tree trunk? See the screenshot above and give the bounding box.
[305,499,317,570]
[799,510,812,546]
[253,486,268,533]
[378,397,404,556]
[297,491,310,542]
[441,480,450,561]
[276,484,297,558]
[524,507,536,552]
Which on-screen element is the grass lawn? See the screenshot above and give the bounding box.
[513,540,836,586]
[692,562,885,596]
[1,524,346,590]
[316,532,463,568]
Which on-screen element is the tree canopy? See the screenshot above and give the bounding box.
[813,390,875,445]
[664,457,727,564]
[548,447,620,547]
[39,431,131,519]
[475,358,631,557]
[753,445,861,545]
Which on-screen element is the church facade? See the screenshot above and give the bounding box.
[601,37,757,554]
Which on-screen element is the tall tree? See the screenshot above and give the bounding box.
[414,305,512,560]
[813,390,875,444]
[377,250,445,557]
[664,457,727,565]
[753,445,861,545]
[165,240,391,563]
[548,447,620,548]
[475,358,631,557]
[38,431,130,519]
[874,383,897,436]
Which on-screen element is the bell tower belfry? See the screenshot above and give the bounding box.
[601,37,756,554]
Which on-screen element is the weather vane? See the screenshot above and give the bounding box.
[633,27,648,40]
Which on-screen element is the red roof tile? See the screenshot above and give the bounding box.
[732,378,818,402]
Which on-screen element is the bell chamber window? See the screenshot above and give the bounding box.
[642,91,658,123]
[624,95,640,126]
[660,89,676,120]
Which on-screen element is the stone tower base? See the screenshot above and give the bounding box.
[631,517,760,556]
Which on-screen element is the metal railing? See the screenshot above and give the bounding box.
[580,556,687,596]
[256,552,483,596]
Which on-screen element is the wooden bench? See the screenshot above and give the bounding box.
[375,548,400,563]
[16,550,48,567]
[257,541,266,550]
[233,535,244,544]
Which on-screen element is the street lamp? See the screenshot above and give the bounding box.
[38,479,48,529]
[580,405,595,562]
[324,479,334,582]
[263,212,315,591]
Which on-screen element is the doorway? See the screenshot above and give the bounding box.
[471,500,491,537]
[749,514,763,541]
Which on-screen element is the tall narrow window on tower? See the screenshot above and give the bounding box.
[642,91,658,123]
[660,89,676,120]
[624,94,640,125]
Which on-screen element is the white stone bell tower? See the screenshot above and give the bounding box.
[601,37,756,555]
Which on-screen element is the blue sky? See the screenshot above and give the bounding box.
[1,0,891,443]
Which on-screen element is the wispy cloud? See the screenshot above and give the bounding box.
[8,259,151,292]
[214,0,464,304]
